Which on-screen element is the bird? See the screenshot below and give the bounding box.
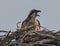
[21,9,41,32]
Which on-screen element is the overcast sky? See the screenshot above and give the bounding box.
[0,0,60,31]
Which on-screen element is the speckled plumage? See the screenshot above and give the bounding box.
[21,9,41,32]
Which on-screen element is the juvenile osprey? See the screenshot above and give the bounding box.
[21,9,41,32]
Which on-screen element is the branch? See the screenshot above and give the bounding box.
[40,39,55,44]
[33,32,60,41]
[0,30,9,33]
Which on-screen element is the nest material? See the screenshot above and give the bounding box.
[0,29,60,46]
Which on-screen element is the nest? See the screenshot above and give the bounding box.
[0,28,60,46]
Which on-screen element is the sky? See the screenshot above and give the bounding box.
[0,0,60,31]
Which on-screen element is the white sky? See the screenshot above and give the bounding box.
[0,0,60,31]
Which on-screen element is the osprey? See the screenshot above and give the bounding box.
[21,9,41,32]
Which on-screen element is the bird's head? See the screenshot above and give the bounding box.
[28,9,41,18]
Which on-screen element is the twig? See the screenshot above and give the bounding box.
[33,31,60,40]
[0,30,9,33]
[40,39,55,44]
[40,26,50,31]
[20,31,32,46]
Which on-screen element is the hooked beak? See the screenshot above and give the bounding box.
[36,10,41,17]
[37,15,40,17]
[37,10,41,12]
